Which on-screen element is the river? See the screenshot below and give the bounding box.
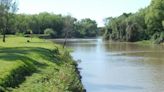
[52,38,164,92]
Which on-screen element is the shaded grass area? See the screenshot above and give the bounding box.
[0,36,84,92]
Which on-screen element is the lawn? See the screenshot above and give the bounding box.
[0,36,84,92]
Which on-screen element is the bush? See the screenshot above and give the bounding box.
[26,29,33,34]
[44,28,56,38]
[159,32,164,43]
[162,20,164,28]
[152,32,164,44]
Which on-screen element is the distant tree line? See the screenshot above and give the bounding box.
[0,1,99,42]
[104,0,164,44]
[0,12,99,39]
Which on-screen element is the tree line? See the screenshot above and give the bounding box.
[104,0,164,44]
[14,13,98,38]
[0,0,98,42]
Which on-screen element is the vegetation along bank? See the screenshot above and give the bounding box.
[104,0,164,44]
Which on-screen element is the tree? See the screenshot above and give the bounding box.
[104,0,164,44]
[104,13,132,41]
[74,18,98,38]
[126,23,142,42]
[0,0,18,42]
[145,0,164,35]
[62,15,76,48]
[15,14,30,34]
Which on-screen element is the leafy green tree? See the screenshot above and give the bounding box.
[104,0,164,43]
[0,0,18,42]
[74,18,98,38]
[62,15,76,48]
[145,0,164,35]
[104,13,132,41]
[15,14,30,34]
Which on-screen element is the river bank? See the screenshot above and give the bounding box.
[105,39,164,46]
[0,36,85,92]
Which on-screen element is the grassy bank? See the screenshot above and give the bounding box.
[0,36,84,92]
[135,40,164,45]
[135,40,153,45]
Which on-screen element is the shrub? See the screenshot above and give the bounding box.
[152,32,164,44]
[162,20,164,28]
[159,32,164,43]
[26,29,33,34]
[44,28,57,38]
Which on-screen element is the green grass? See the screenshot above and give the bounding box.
[0,36,84,92]
[136,40,164,45]
[135,40,153,45]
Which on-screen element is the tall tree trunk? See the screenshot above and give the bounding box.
[63,31,68,49]
[3,14,9,43]
[2,29,5,42]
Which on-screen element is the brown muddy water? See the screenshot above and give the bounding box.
[52,38,164,92]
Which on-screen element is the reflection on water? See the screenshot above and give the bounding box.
[52,38,164,92]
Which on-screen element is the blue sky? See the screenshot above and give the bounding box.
[18,0,151,27]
